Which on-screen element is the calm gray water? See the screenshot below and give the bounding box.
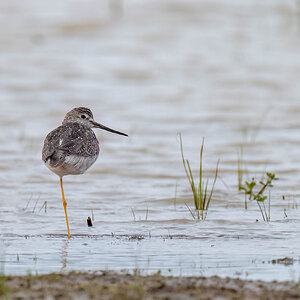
[1,0,300,281]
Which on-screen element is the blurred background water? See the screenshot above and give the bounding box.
[1,0,300,281]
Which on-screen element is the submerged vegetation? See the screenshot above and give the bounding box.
[236,128,278,220]
[240,173,278,221]
[23,196,47,214]
[179,134,219,220]
[179,133,279,222]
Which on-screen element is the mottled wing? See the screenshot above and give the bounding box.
[61,123,99,156]
[42,123,99,168]
[42,125,72,168]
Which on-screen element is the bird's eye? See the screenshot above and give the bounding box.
[81,115,86,119]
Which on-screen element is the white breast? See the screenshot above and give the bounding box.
[46,154,98,177]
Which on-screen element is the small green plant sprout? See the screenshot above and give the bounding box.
[179,134,219,220]
[240,178,256,209]
[241,172,278,221]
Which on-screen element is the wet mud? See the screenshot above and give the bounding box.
[2,271,300,300]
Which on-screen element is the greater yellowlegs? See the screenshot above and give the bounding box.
[42,107,127,238]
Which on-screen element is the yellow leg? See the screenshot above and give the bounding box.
[60,177,71,239]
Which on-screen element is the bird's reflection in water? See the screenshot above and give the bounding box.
[60,239,69,272]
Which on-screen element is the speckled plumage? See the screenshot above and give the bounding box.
[42,122,99,177]
[42,107,127,178]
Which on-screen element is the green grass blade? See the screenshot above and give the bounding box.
[179,133,192,187]
[198,137,204,207]
[185,202,195,219]
[262,201,267,221]
[268,191,271,221]
[203,178,209,211]
[206,159,220,210]
[187,160,199,210]
[257,201,266,221]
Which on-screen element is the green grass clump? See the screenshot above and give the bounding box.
[240,172,278,221]
[179,134,219,220]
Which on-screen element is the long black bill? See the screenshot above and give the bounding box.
[93,121,128,137]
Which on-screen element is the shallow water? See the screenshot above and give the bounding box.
[1,0,300,281]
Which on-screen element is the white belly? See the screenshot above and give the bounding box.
[46,154,98,177]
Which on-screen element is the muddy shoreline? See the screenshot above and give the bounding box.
[1,271,300,299]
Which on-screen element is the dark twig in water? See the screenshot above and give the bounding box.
[32,196,40,213]
[131,208,136,222]
[145,206,148,221]
[24,195,33,211]
[87,217,93,227]
[174,181,178,210]
[39,201,47,213]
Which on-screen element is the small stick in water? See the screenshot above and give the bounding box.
[87,217,93,227]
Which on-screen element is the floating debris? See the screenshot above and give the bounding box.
[129,235,144,241]
[271,257,294,266]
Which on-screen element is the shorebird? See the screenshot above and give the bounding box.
[42,107,127,238]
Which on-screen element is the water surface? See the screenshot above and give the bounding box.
[1,0,300,281]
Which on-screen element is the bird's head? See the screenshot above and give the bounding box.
[62,107,128,136]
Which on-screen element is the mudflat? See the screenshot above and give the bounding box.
[1,272,300,300]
